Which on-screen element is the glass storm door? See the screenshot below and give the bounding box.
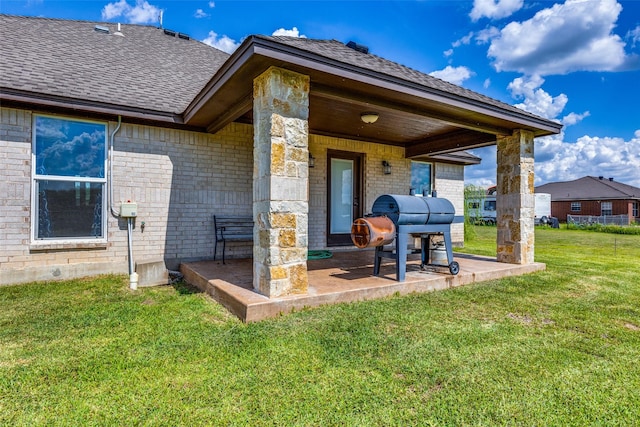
[327,151,363,246]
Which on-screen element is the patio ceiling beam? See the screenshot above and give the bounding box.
[312,84,513,137]
[405,129,496,157]
[206,93,253,134]
[312,128,405,147]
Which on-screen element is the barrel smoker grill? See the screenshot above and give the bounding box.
[351,194,460,282]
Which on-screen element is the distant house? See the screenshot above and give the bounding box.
[0,15,560,294]
[536,176,640,224]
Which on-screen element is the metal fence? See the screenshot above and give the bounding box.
[567,214,629,226]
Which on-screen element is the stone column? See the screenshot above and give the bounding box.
[253,67,310,297]
[496,129,535,264]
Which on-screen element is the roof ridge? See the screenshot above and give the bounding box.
[588,175,638,197]
[0,13,165,30]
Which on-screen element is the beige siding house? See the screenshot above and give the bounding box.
[0,15,561,296]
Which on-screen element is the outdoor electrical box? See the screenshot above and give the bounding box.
[120,202,138,218]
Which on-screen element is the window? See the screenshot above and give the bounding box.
[411,161,432,196]
[601,201,612,216]
[484,200,496,212]
[633,202,639,218]
[571,202,581,212]
[32,115,107,241]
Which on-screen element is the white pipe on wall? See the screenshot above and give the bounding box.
[108,116,122,218]
[107,116,137,290]
[127,217,138,290]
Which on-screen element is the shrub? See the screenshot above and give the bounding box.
[567,222,640,235]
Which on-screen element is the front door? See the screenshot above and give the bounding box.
[327,150,363,246]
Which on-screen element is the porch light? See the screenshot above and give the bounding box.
[309,152,315,168]
[382,160,391,175]
[360,112,379,124]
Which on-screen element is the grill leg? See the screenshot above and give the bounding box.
[421,236,429,267]
[373,246,382,276]
[443,231,453,264]
[396,232,408,282]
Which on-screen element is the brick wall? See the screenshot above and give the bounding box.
[0,108,32,278]
[1,106,467,285]
[0,107,253,284]
[553,199,637,223]
[308,134,465,248]
[434,163,465,244]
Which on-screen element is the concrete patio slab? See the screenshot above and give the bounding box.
[181,250,545,322]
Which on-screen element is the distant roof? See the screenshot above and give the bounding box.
[0,15,229,119]
[536,176,640,201]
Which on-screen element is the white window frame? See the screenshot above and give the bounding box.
[633,202,639,218]
[570,202,581,212]
[601,201,612,216]
[31,114,108,246]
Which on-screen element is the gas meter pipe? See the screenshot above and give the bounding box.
[108,116,138,290]
[127,217,138,290]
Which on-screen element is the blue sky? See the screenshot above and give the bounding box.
[3,0,640,188]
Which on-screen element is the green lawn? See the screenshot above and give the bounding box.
[1,227,639,426]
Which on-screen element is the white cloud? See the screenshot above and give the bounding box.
[193,9,210,19]
[102,0,129,20]
[465,72,640,188]
[452,32,474,48]
[562,111,590,126]
[444,48,454,57]
[466,132,640,189]
[535,132,640,187]
[194,9,209,18]
[508,75,567,120]
[475,26,500,44]
[209,1,215,7]
[470,0,523,21]
[272,27,306,38]
[483,78,491,89]
[101,0,162,25]
[127,1,160,24]
[429,66,475,85]
[628,25,640,48]
[487,0,631,75]
[202,31,240,54]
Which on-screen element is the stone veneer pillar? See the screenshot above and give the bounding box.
[496,129,535,264]
[253,67,310,297]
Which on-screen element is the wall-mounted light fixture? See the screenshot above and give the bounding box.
[309,152,315,168]
[382,160,391,175]
[360,112,379,124]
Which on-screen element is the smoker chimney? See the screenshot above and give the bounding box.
[599,176,604,180]
[609,177,614,181]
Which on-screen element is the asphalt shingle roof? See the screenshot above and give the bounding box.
[258,35,545,121]
[1,15,556,130]
[0,15,229,114]
[536,176,640,200]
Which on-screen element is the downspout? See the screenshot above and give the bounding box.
[109,116,122,218]
[108,116,138,290]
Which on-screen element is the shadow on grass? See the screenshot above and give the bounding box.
[171,280,202,295]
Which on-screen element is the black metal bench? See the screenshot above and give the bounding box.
[213,215,254,264]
